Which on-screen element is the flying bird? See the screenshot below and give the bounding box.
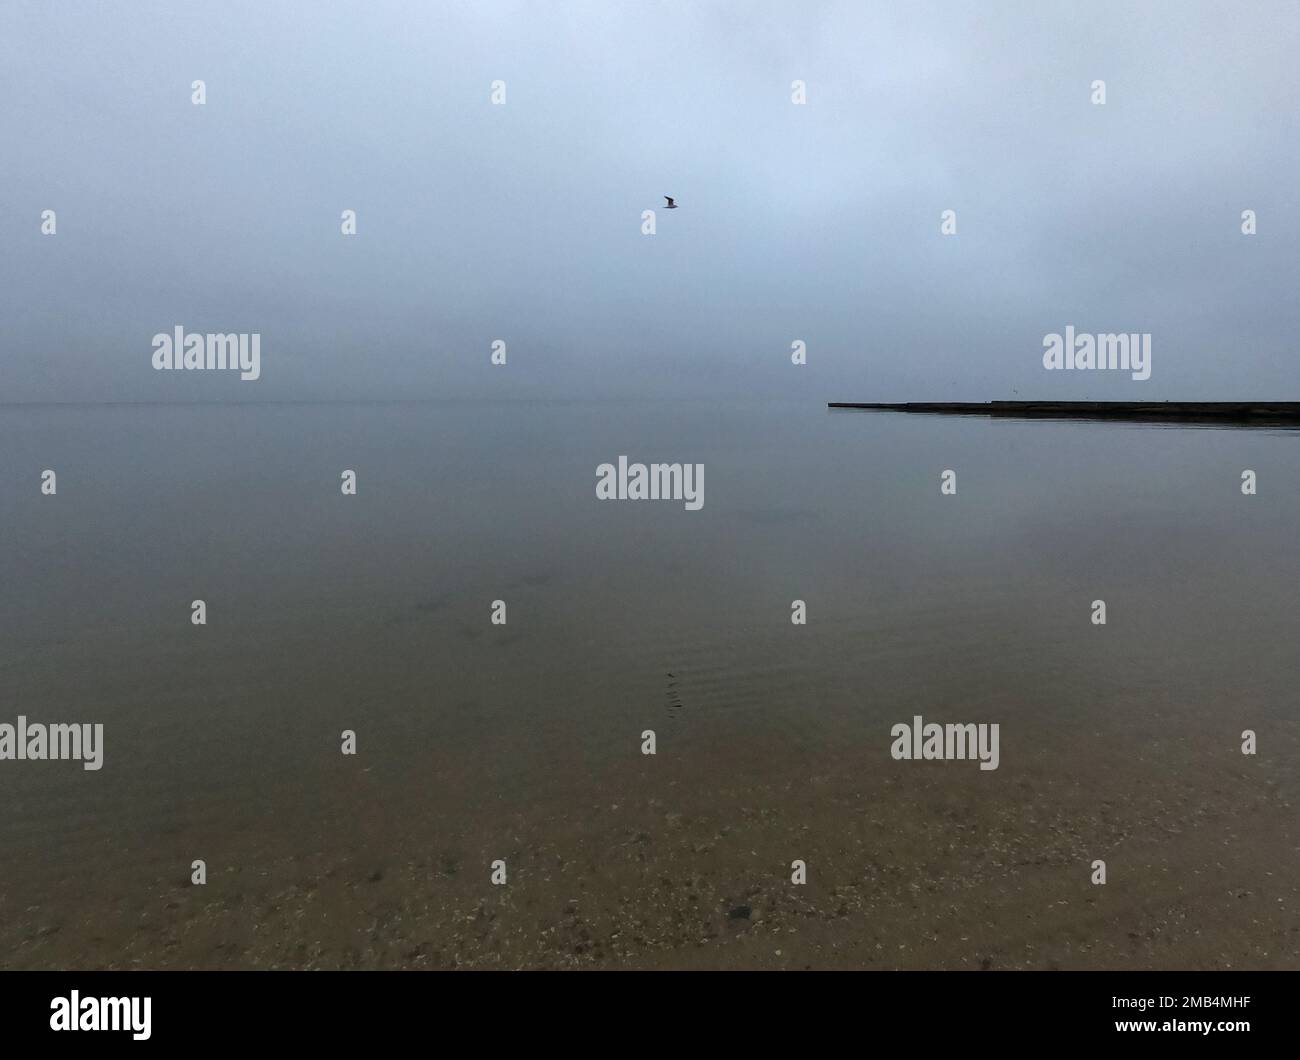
[663,196,678,209]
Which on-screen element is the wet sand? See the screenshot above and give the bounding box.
[6,715,1295,970]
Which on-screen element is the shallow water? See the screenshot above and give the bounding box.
[1,399,1297,968]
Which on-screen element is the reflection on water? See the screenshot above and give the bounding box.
[1,400,1297,969]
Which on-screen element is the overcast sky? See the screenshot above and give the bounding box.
[2,0,1297,403]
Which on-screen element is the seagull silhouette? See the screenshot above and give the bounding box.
[663,196,678,209]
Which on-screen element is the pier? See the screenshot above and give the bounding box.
[827,401,1300,425]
